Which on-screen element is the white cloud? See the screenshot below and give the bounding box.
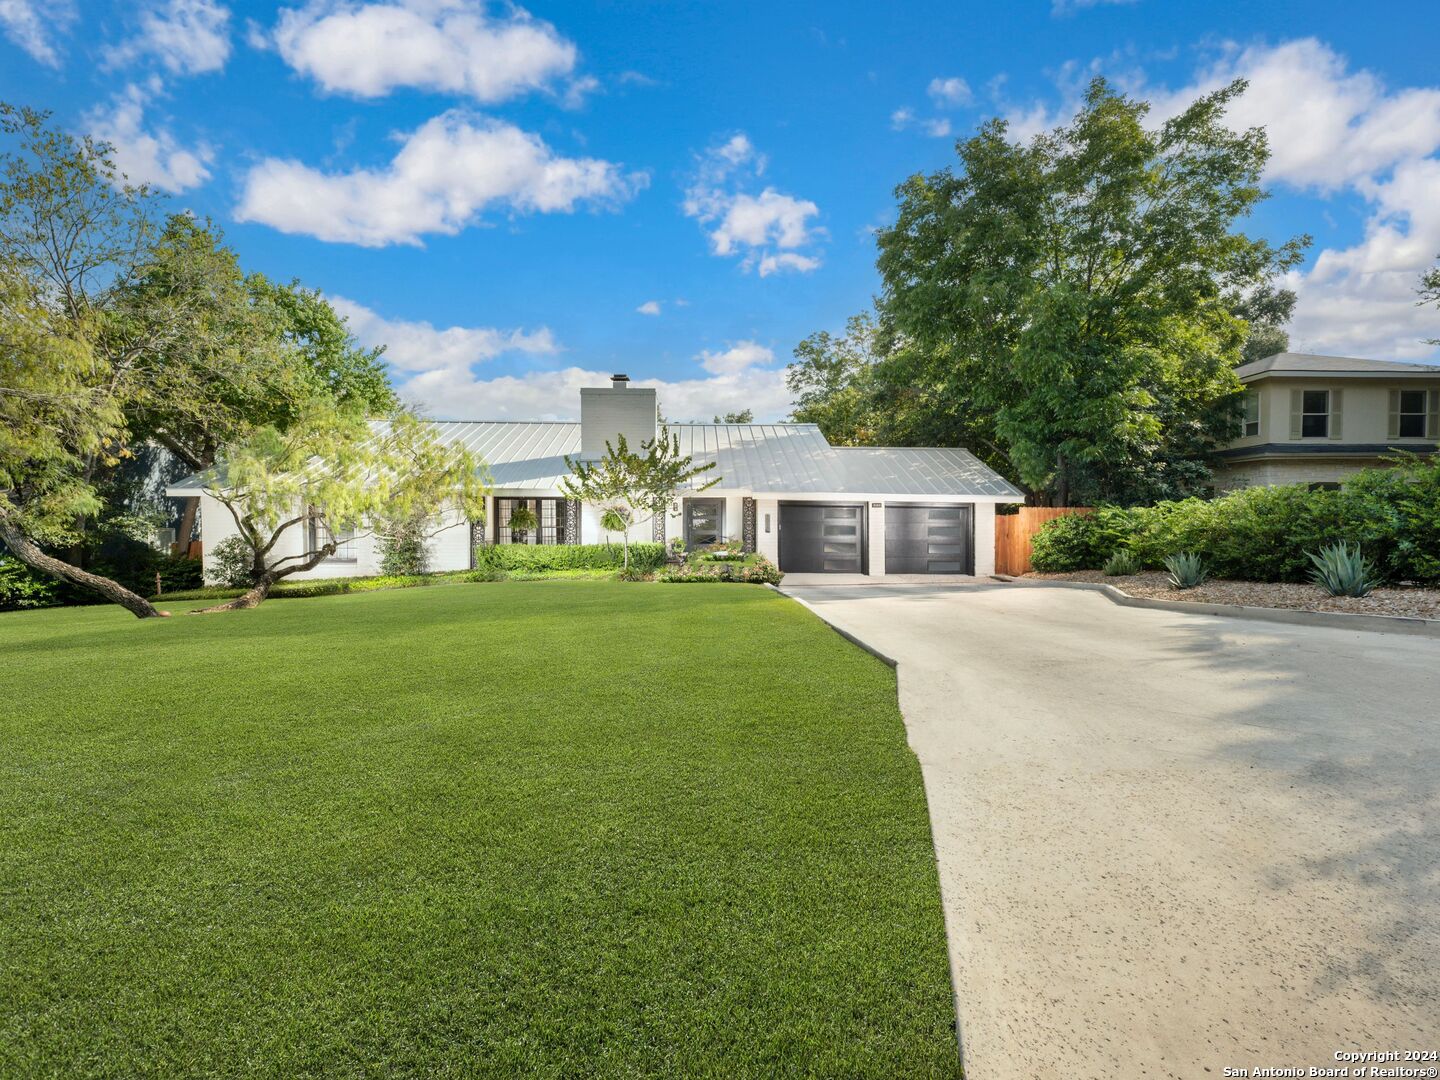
[269,0,577,103]
[636,300,661,316]
[113,0,231,75]
[892,107,953,138]
[0,0,74,66]
[331,296,560,376]
[928,76,972,107]
[397,365,795,423]
[561,74,600,109]
[235,111,647,246]
[697,340,775,376]
[683,133,823,276]
[84,83,214,192]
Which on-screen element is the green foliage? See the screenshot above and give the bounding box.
[1102,549,1141,576]
[562,427,717,571]
[1164,551,1209,590]
[507,503,539,535]
[474,543,666,573]
[377,517,430,576]
[1421,257,1440,346]
[1335,453,1440,583]
[786,312,888,446]
[1307,542,1381,598]
[658,553,783,585]
[855,79,1309,504]
[712,410,753,423]
[0,554,58,609]
[210,535,258,587]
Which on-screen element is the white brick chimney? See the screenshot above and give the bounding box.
[579,374,658,459]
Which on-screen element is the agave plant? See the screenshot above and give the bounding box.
[1102,549,1141,577]
[1307,542,1381,597]
[1163,551,1208,590]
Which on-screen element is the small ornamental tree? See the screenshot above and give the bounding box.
[198,408,487,611]
[562,427,718,571]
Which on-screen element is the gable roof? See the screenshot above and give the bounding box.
[1237,352,1440,381]
[169,421,1025,500]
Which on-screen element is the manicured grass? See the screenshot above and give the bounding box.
[0,582,959,1078]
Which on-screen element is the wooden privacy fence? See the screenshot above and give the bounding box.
[994,507,1092,576]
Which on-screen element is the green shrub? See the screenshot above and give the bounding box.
[1164,551,1208,590]
[1335,453,1440,584]
[1102,549,1141,576]
[1028,513,1105,571]
[378,520,430,576]
[0,556,60,610]
[210,536,257,587]
[473,543,665,573]
[1307,542,1381,597]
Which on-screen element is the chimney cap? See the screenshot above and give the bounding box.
[611,373,630,388]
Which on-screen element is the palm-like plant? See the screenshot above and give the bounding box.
[1307,542,1380,597]
[1163,551,1208,590]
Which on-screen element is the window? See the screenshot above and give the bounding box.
[495,498,563,544]
[309,516,356,561]
[685,498,724,548]
[1398,390,1427,438]
[1241,391,1260,438]
[1301,390,1329,438]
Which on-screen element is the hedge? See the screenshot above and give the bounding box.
[1029,454,1440,584]
[1,551,204,611]
[472,542,666,573]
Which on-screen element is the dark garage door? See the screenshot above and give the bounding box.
[778,503,867,573]
[885,504,973,575]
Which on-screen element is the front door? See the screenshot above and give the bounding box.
[685,498,724,549]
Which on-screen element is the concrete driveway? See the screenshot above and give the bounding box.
[783,582,1440,1080]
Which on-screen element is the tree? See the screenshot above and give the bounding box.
[874,78,1309,504]
[120,217,398,548]
[197,408,487,611]
[0,261,169,616]
[712,409,754,423]
[786,312,888,446]
[1421,256,1440,345]
[1232,283,1296,364]
[561,428,718,571]
[0,105,172,616]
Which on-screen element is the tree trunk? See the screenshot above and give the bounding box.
[0,513,167,618]
[176,497,199,554]
[191,540,335,613]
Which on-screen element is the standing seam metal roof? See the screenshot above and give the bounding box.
[420,421,1024,498]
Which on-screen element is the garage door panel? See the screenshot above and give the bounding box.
[885,504,974,575]
[779,503,867,574]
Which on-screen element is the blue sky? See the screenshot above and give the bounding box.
[3,0,1439,421]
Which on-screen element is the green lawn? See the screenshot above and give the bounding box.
[0,582,960,1078]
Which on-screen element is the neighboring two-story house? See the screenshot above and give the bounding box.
[1214,352,1440,491]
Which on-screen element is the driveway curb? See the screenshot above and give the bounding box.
[769,584,899,667]
[994,575,1440,638]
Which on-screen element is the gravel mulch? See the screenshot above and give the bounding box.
[1023,570,1440,622]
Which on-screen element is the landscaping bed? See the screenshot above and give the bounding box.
[1026,569,1440,621]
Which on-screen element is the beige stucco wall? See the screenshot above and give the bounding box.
[1229,377,1440,449]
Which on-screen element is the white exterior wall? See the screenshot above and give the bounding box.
[868,501,886,576]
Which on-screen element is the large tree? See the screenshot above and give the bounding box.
[1421,256,1440,345]
[196,408,487,611]
[0,105,176,615]
[872,78,1307,504]
[119,216,396,546]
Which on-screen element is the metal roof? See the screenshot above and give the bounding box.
[169,421,1025,499]
[1237,352,1440,380]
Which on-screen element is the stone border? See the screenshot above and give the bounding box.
[994,575,1440,639]
[768,584,900,667]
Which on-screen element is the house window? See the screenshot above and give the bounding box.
[310,516,356,561]
[1301,390,1330,438]
[1398,390,1427,438]
[495,498,563,544]
[684,498,724,548]
[1241,391,1260,438]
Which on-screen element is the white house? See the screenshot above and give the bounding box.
[169,375,1025,580]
